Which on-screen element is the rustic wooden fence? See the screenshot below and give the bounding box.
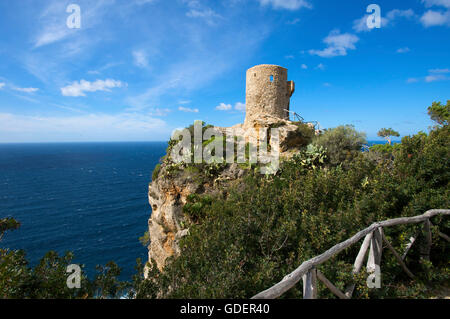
[251,209,450,299]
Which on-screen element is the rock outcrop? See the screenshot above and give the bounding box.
[146,118,314,271]
[147,161,245,271]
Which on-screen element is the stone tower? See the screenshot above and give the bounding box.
[244,64,295,125]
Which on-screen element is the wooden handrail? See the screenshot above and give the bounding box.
[251,209,450,299]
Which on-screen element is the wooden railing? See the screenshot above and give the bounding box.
[251,209,450,299]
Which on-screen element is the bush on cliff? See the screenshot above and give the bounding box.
[313,125,367,166]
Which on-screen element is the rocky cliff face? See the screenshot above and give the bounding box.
[146,118,315,272]
[147,162,246,271]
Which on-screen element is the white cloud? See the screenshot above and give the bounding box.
[0,112,168,142]
[215,102,245,112]
[353,9,415,33]
[386,9,416,20]
[422,0,450,8]
[186,8,222,25]
[134,0,157,5]
[215,103,232,111]
[407,69,450,83]
[425,74,449,82]
[309,29,359,58]
[420,10,450,27]
[235,102,246,111]
[133,50,149,68]
[178,106,199,113]
[150,108,171,116]
[0,83,5,89]
[429,68,450,73]
[259,0,312,10]
[301,64,308,69]
[61,79,125,97]
[352,15,371,33]
[315,63,325,70]
[397,47,411,53]
[14,87,39,93]
[407,78,419,83]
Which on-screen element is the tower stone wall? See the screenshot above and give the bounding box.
[244,64,295,125]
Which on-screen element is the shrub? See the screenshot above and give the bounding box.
[313,125,367,166]
[152,164,161,181]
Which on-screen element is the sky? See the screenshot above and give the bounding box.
[0,0,449,143]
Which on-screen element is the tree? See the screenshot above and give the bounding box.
[0,217,20,242]
[427,100,449,126]
[377,128,400,145]
[313,125,367,166]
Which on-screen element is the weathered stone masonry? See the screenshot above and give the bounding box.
[245,64,295,126]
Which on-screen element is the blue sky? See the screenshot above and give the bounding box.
[0,0,449,143]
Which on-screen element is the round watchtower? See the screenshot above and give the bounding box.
[244,64,295,125]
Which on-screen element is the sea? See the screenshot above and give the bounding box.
[0,142,167,280]
[0,140,390,280]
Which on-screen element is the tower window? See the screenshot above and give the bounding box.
[270,75,274,82]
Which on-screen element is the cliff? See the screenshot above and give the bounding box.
[146,117,316,271]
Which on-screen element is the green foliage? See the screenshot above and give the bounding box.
[0,217,20,241]
[293,122,316,146]
[183,194,214,223]
[378,128,400,145]
[0,219,129,299]
[152,164,161,181]
[0,249,33,298]
[366,143,398,164]
[139,231,150,247]
[0,250,90,299]
[93,261,128,299]
[129,258,160,299]
[313,125,367,166]
[428,100,449,126]
[292,144,327,169]
[370,143,395,154]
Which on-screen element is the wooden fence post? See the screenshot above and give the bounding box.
[402,235,417,260]
[317,270,349,299]
[419,219,432,261]
[302,268,317,299]
[367,227,383,274]
[345,232,373,298]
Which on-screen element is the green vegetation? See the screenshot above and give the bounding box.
[377,128,400,145]
[1,101,449,299]
[427,100,449,127]
[0,219,128,298]
[0,217,20,242]
[151,164,161,181]
[313,124,367,166]
[136,101,449,299]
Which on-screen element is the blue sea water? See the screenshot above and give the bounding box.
[0,142,167,280]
